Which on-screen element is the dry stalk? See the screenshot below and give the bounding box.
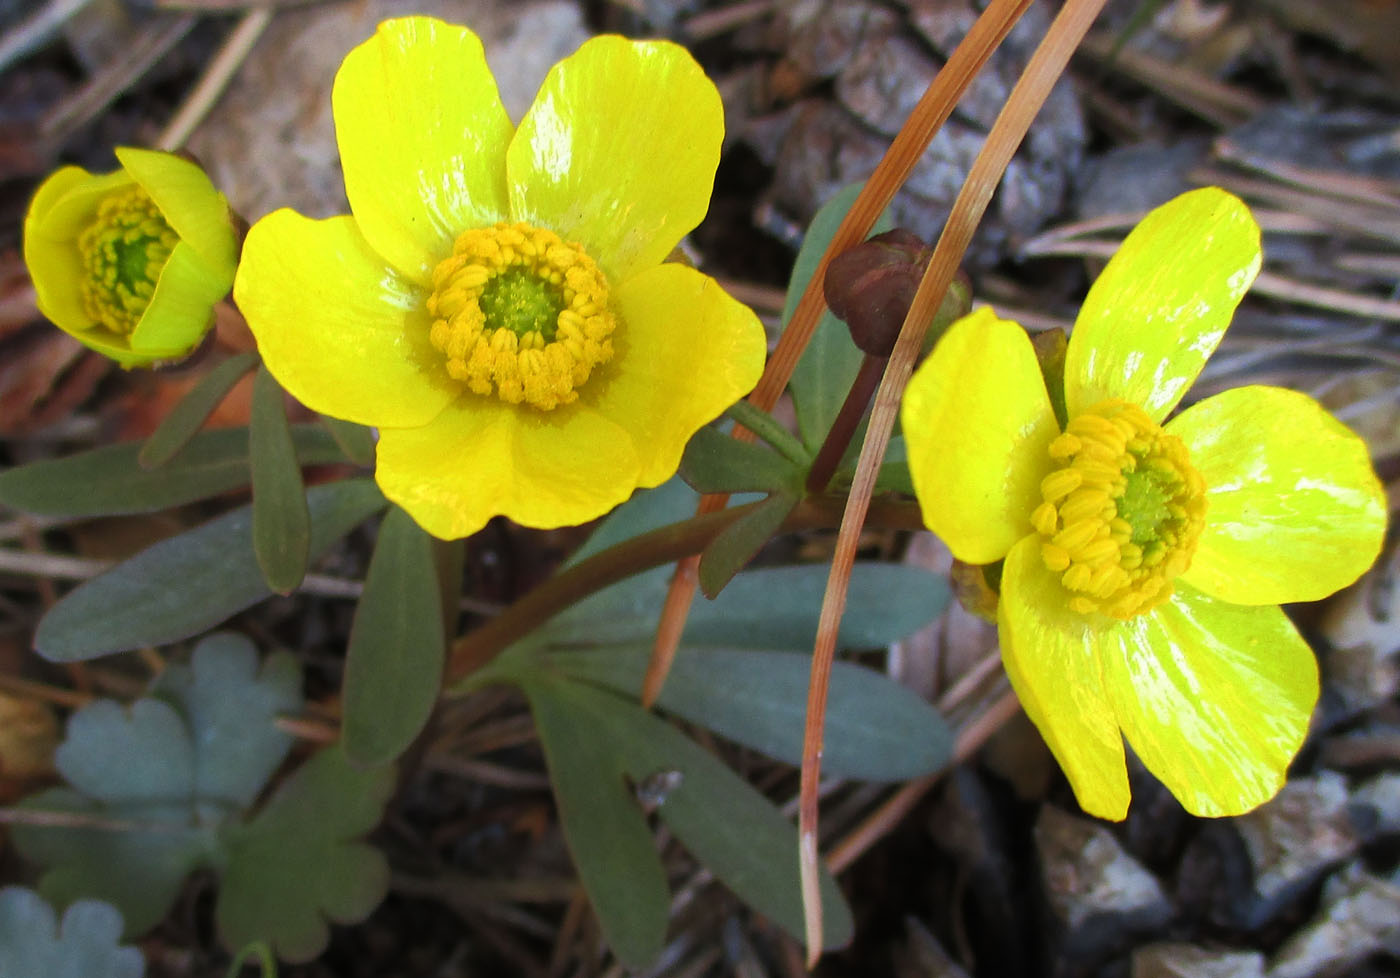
[796,0,1111,961]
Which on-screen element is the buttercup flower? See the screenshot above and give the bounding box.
[233,17,766,539]
[24,148,238,367]
[901,188,1386,819]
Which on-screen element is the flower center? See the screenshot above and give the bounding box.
[1030,399,1207,619]
[77,186,177,336]
[427,221,616,411]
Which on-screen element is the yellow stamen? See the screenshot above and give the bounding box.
[427,221,616,411]
[77,186,177,336]
[1034,399,1207,620]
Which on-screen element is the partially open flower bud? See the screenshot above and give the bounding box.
[823,229,971,356]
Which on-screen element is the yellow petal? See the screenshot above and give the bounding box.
[1098,583,1317,817]
[1169,385,1387,604]
[375,400,640,540]
[507,36,722,283]
[126,242,223,362]
[1065,188,1261,422]
[584,264,765,486]
[999,536,1130,820]
[115,147,237,286]
[233,210,454,427]
[23,166,132,336]
[900,308,1059,565]
[333,16,512,286]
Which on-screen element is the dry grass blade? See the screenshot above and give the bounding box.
[1077,31,1263,127]
[797,0,1110,961]
[157,6,274,152]
[642,0,1037,708]
[39,13,198,142]
[0,0,96,75]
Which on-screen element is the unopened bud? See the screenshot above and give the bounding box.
[823,230,972,356]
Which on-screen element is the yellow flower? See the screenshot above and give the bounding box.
[233,17,766,539]
[23,148,238,367]
[901,188,1387,820]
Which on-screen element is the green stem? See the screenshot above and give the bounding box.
[445,495,924,685]
[725,400,811,467]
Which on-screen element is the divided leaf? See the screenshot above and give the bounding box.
[551,646,953,782]
[218,748,395,964]
[525,677,853,964]
[527,677,669,969]
[0,887,145,978]
[697,491,798,599]
[342,506,445,767]
[550,561,949,651]
[679,426,804,495]
[35,479,386,661]
[11,633,307,938]
[0,425,346,518]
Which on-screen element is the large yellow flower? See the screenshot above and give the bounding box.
[24,148,237,367]
[233,17,765,540]
[901,188,1387,820]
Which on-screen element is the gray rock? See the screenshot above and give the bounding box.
[1131,943,1266,978]
[1035,804,1172,959]
[1269,864,1400,978]
[187,0,590,222]
[1233,773,1359,928]
[1349,772,1400,840]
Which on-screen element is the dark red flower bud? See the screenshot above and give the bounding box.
[822,230,971,356]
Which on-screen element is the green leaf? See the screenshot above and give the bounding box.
[225,942,277,978]
[550,562,949,652]
[218,747,395,964]
[525,677,669,969]
[0,887,145,978]
[529,677,853,953]
[873,434,915,495]
[343,506,445,767]
[35,479,385,661]
[139,353,259,469]
[563,477,702,567]
[0,425,346,518]
[153,633,303,809]
[552,647,952,781]
[698,491,798,599]
[317,415,375,466]
[11,633,303,934]
[679,426,803,495]
[250,367,310,594]
[787,185,893,452]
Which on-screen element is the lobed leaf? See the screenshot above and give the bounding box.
[218,747,396,964]
[697,491,798,598]
[679,425,804,495]
[0,887,145,978]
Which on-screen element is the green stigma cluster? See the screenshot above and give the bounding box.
[78,187,177,336]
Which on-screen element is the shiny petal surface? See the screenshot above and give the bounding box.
[999,536,1130,820]
[333,16,512,286]
[116,147,237,286]
[507,36,722,282]
[1170,385,1386,604]
[585,263,765,487]
[376,400,640,540]
[23,167,131,336]
[901,309,1060,564]
[1065,188,1261,421]
[1099,584,1317,817]
[234,210,454,427]
[127,241,224,362]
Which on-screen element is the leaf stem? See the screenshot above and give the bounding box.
[804,354,886,495]
[444,496,923,686]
